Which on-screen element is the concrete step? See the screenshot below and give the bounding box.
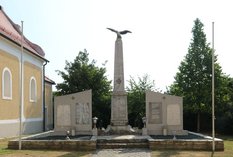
[97,138,149,149]
[97,142,148,149]
[97,139,148,143]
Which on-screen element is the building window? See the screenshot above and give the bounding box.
[30,77,37,102]
[2,67,12,100]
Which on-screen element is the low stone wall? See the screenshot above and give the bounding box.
[8,132,224,151]
[148,139,224,151]
[8,139,96,151]
[8,132,97,151]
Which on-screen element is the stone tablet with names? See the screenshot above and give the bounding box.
[167,104,181,125]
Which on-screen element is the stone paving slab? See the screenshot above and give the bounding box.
[92,148,151,157]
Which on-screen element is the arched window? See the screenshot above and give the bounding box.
[2,67,12,100]
[30,77,37,102]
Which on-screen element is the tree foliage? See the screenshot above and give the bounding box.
[216,77,233,134]
[55,50,112,127]
[168,18,232,132]
[126,74,159,128]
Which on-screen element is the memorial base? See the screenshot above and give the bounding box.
[105,125,135,135]
[142,128,147,136]
[92,128,98,136]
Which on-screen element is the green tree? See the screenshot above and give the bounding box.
[55,50,112,127]
[169,18,229,132]
[126,74,159,128]
[216,77,233,134]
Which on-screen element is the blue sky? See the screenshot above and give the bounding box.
[1,0,233,91]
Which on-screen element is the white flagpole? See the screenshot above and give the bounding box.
[212,22,215,152]
[19,21,24,150]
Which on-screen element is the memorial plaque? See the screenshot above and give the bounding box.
[112,97,127,119]
[149,102,162,124]
[57,104,71,126]
[167,104,181,125]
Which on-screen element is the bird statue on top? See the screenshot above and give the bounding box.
[107,28,132,39]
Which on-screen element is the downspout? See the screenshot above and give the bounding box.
[43,61,48,131]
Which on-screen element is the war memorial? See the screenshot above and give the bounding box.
[8,28,224,151]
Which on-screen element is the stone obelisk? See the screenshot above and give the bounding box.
[107,28,133,134]
[111,36,128,126]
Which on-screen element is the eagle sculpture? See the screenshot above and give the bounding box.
[107,28,132,39]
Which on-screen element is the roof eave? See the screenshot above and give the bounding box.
[45,80,56,85]
[0,32,49,62]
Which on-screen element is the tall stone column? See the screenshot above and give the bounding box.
[111,38,128,126]
[106,28,133,134]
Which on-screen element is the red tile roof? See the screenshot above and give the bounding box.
[0,6,46,59]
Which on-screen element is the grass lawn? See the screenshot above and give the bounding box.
[152,135,233,157]
[1,135,233,157]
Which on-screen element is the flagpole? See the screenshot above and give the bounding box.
[212,22,215,152]
[19,21,24,150]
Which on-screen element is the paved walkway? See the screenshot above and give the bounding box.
[92,135,151,156]
[92,148,151,157]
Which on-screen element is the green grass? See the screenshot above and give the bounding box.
[0,138,15,155]
[1,135,233,157]
[151,135,233,157]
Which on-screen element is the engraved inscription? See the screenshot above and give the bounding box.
[167,104,181,125]
[149,102,162,124]
[119,98,126,118]
[57,104,71,126]
[112,97,126,119]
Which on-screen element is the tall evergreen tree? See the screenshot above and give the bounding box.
[169,18,227,132]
